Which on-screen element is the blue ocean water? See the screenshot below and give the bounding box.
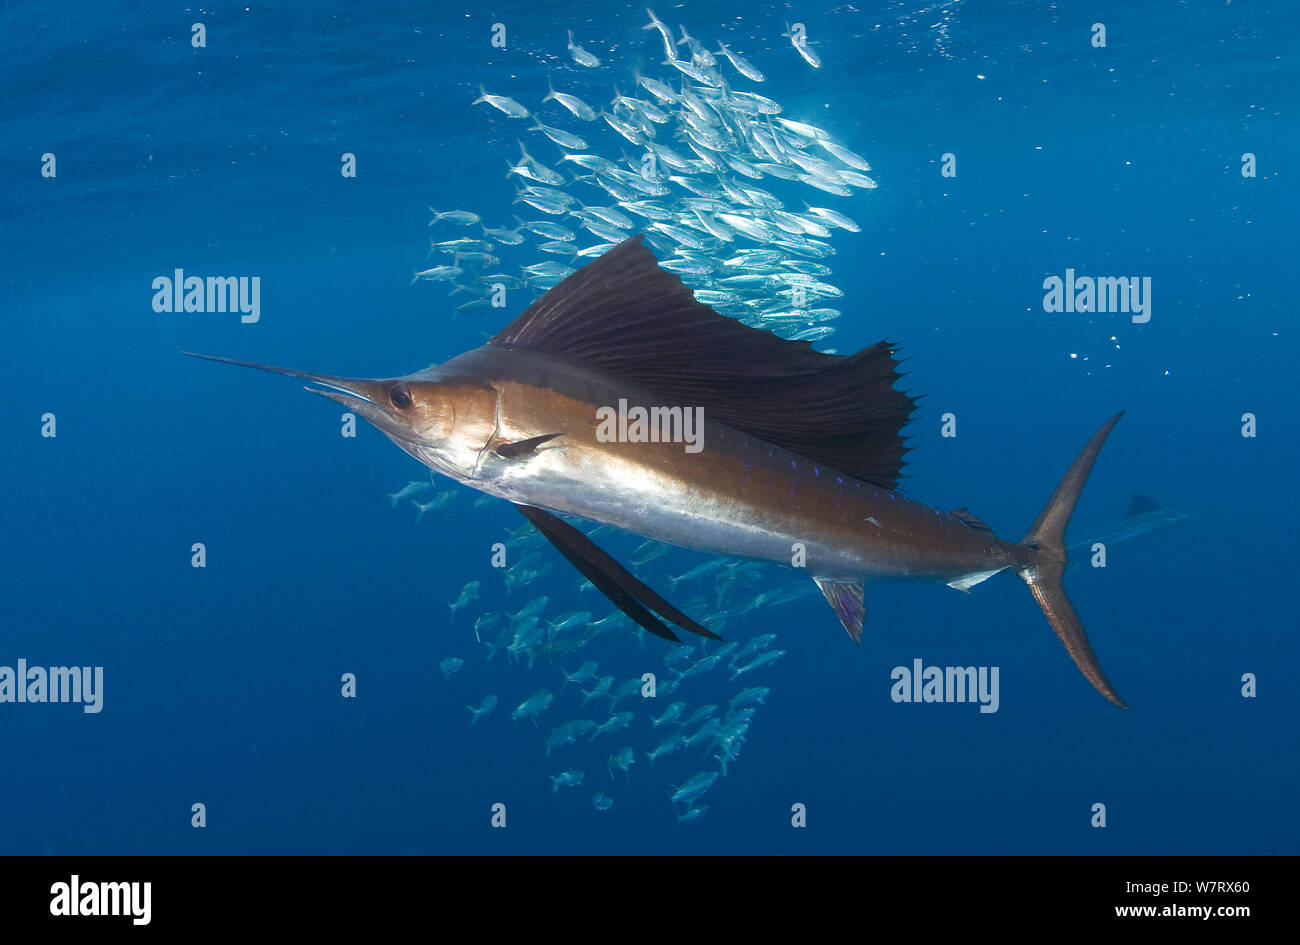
[2,0,1296,855]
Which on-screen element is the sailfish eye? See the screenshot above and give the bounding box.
[388,383,414,409]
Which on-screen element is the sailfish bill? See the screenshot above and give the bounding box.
[185,235,1128,707]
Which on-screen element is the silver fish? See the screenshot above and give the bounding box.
[730,649,787,680]
[715,41,764,82]
[675,26,715,66]
[543,79,597,121]
[647,733,685,763]
[652,701,687,728]
[428,207,482,226]
[562,660,600,686]
[782,24,822,69]
[642,8,676,61]
[449,580,480,620]
[411,265,463,285]
[530,118,588,151]
[473,83,530,118]
[608,746,636,778]
[670,771,718,806]
[817,139,871,171]
[550,769,584,791]
[567,30,601,68]
[512,689,554,722]
[466,695,497,725]
[663,56,718,86]
[516,218,575,241]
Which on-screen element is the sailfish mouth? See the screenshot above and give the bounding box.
[181,351,416,443]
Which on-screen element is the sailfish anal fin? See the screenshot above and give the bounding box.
[516,505,722,643]
[814,577,865,643]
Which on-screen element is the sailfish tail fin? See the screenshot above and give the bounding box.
[1017,412,1127,708]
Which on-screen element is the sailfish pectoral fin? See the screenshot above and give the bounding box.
[496,433,563,459]
[516,505,722,642]
[814,577,865,643]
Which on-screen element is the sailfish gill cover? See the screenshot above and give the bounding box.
[1,0,1296,860]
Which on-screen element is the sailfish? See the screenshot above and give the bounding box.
[185,236,1128,706]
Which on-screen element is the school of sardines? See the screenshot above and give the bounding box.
[404,12,863,820]
[391,476,813,822]
[415,8,872,346]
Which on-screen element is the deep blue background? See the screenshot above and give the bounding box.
[2,0,1296,854]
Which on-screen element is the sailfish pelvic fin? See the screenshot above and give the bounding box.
[516,505,721,643]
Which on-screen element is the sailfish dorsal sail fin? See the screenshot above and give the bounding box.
[489,236,917,491]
